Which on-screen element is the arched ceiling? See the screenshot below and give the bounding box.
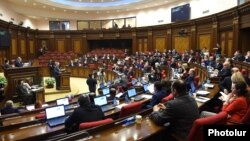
[6,0,188,20]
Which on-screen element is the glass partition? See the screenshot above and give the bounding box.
[101,20,113,29]
[114,18,125,29]
[89,21,101,30]
[77,17,136,30]
[125,17,136,28]
[77,21,89,30]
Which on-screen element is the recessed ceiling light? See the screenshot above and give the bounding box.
[43,5,46,8]
[24,0,27,3]
[33,3,37,6]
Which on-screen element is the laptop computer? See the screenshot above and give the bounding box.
[56,97,72,110]
[26,105,35,111]
[45,105,67,127]
[94,95,115,112]
[127,88,144,101]
[102,87,110,97]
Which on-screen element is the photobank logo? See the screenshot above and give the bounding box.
[204,125,250,140]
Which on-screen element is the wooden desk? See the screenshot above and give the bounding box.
[31,87,45,103]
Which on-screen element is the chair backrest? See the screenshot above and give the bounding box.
[186,112,228,141]
[194,76,200,88]
[161,93,174,103]
[241,105,250,124]
[79,118,113,130]
[119,102,142,118]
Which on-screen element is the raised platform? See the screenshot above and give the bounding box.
[44,86,71,95]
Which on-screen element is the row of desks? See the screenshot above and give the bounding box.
[0,83,219,141]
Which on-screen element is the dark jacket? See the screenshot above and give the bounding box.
[64,104,104,133]
[1,106,19,115]
[149,90,167,107]
[219,76,232,93]
[86,77,97,92]
[149,95,199,140]
[215,62,223,71]
[14,60,23,67]
[217,68,231,79]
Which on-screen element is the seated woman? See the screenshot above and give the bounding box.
[221,82,249,122]
[1,100,19,115]
[201,81,249,123]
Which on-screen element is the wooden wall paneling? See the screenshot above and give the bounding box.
[20,39,26,56]
[232,13,240,54]
[82,34,88,54]
[220,32,226,56]
[65,35,71,52]
[155,37,166,52]
[72,39,82,53]
[56,39,65,53]
[147,30,153,52]
[132,31,137,53]
[138,39,142,52]
[211,18,219,49]
[166,29,172,50]
[198,34,211,51]
[144,39,148,52]
[11,38,17,58]
[173,36,190,53]
[227,31,233,57]
[29,40,35,55]
[240,14,250,28]
[190,24,197,51]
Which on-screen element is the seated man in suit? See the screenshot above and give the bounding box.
[16,80,34,105]
[64,95,104,133]
[3,59,12,69]
[217,62,231,80]
[148,81,167,108]
[14,57,23,67]
[149,80,199,140]
[1,100,19,115]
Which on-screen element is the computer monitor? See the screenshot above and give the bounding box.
[103,88,110,96]
[45,105,65,120]
[94,96,108,106]
[56,97,69,106]
[127,88,137,98]
[143,84,148,92]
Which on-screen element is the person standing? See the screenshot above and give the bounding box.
[86,74,97,93]
[53,62,61,90]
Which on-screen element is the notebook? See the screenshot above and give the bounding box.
[102,87,110,97]
[45,105,67,127]
[94,95,115,112]
[127,88,144,101]
[56,97,71,110]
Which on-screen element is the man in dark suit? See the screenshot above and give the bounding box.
[14,57,23,67]
[53,62,61,90]
[64,95,104,133]
[3,59,12,69]
[149,80,199,140]
[214,58,223,71]
[148,81,167,107]
[217,62,231,79]
[86,74,97,93]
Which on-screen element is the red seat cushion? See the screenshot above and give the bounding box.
[79,118,113,130]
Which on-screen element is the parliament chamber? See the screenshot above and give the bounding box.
[1,0,250,141]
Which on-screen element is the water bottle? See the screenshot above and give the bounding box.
[113,97,117,106]
[188,89,193,97]
[125,94,130,103]
[201,82,205,90]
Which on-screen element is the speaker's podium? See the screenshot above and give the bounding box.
[2,66,45,103]
[57,71,71,91]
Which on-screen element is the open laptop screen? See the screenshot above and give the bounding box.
[103,88,110,96]
[94,96,108,106]
[148,84,155,93]
[143,84,148,92]
[45,105,65,120]
[56,97,69,106]
[128,88,136,98]
[26,105,35,111]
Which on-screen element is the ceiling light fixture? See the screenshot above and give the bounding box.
[33,3,37,6]
[43,5,46,8]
